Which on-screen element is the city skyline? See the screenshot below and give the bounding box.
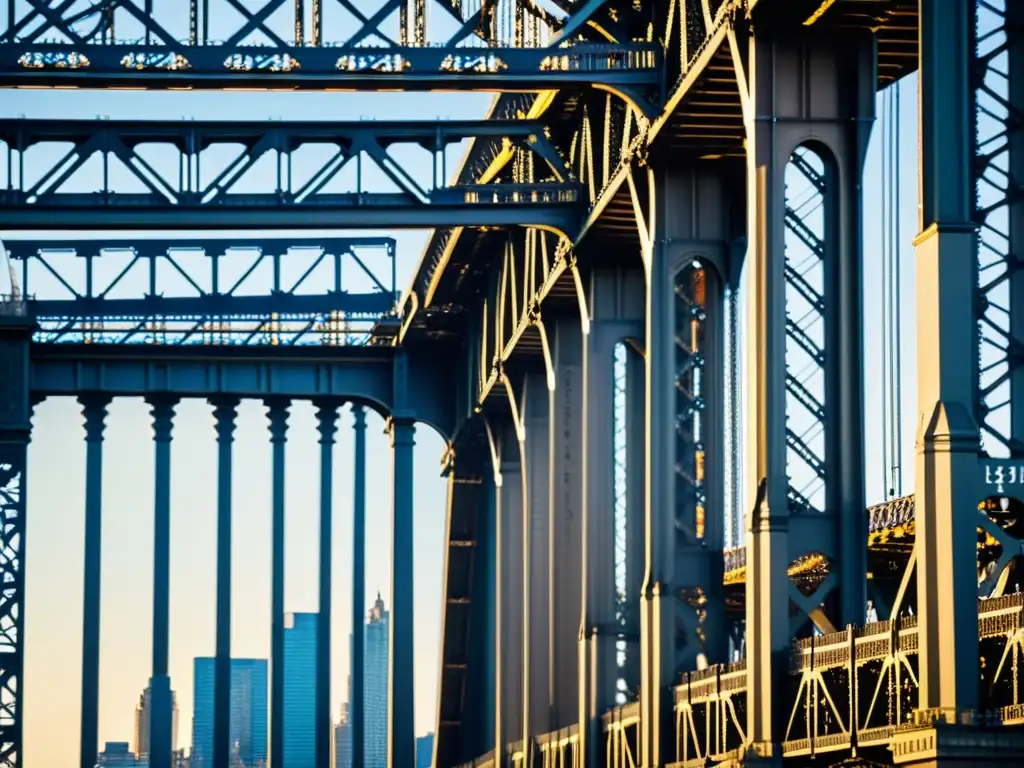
[103,594,431,766]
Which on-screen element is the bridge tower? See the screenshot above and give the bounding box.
[0,300,31,768]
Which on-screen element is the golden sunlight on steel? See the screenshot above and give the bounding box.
[804,0,839,25]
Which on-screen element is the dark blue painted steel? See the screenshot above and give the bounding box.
[267,399,290,768]
[0,43,659,91]
[351,405,367,768]
[149,395,178,768]
[6,237,398,346]
[0,118,583,231]
[78,395,111,768]
[210,397,238,768]
[315,403,340,768]
[390,419,416,767]
[0,314,32,768]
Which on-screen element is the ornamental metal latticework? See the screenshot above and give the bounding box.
[0,118,580,231]
[0,460,23,768]
[674,261,707,542]
[4,237,398,346]
[974,0,1024,457]
[612,340,629,705]
[0,0,659,90]
[783,148,828,517]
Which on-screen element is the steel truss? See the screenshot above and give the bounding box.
[975,0,1024,457]
[5,237,396,345]
[0,0,660,91]
[783,148,828,519]
[0,117,583,230]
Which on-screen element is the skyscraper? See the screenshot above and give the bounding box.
[134,681,179,759]
[332,704,351,768]
[191,657,268,768]
[416,733,434,768]
[284,612,318,767]
[364,593,389,768]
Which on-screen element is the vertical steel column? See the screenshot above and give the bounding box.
[0,317,33,768]
[350,404,367,768]
[913,0,981,711]
[389,418,416,768]
[79,394,111,768]
[210,397,239,768]
[315,401,340,768]
[149,395,179,768]
[523,373,551,740]
[267,398,290,768]
[547,321,584,731]
[498,437,524,764]
[640,233,677,768]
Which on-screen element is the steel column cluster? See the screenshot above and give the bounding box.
[424,1,1024,768]
[26,390,401,768]
[0,0,636,766]
[14,0,1024,766]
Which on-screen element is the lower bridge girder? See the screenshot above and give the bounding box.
[455,593,1024,768]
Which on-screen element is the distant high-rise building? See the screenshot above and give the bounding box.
[365,592,389,768]
[191,657,268,768]
[284,612,318,767]
[416,733,434,768]
[98,741,147,767]
[134,681,180,758]
[333,703,352,768]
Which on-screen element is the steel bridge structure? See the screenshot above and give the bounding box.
[0,1,1021,768]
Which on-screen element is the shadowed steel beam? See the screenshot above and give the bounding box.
[389,418,416,767]
[0,195,581,232]
[79,394,111,768]
[0,117,568,143]
[351,405,367,768]
[267,399,290,768]
[28,293,395,319]
[210,397,239,768]
[0,43,660,90]
[316,403,340,768]
[148,395,179,768]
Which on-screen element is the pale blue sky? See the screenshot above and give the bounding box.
[1,5,925,763]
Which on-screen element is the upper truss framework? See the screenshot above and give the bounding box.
[0,117,582,231]
[0,0,660,91]
[4,237,397,345]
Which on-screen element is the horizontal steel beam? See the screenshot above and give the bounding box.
[2,236,396,258]
[30,292,396,319]
[0,115,582,231]
[0,192,582,230]
[0,117,559,147]
[29,342,396,402]
[28,343,458,434]
[0,43,661,91]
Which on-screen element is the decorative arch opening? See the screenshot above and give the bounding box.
[613,339,630,703]
[674,259,709,542]
[783,144,833,518]
[611,337,644,704]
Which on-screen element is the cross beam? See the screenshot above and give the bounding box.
[0,118,583,231]
[6,237,399,345]
[0,0,659,91]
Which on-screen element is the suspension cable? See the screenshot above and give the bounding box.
[880,87,891,499]
[893,79,904,496]
[879,81,905,500]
